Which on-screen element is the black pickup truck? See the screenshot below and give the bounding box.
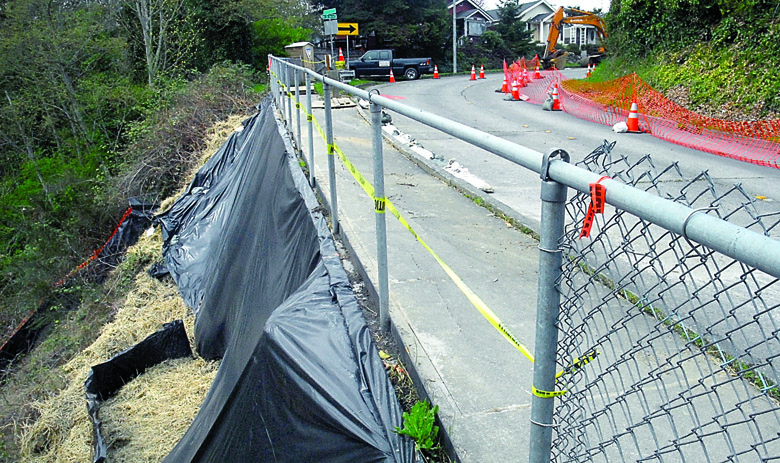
[348,49,433,80]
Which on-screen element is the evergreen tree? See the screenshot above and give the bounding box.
[493,0,534,58]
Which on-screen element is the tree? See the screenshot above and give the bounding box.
[317,0,450,62]
[123,0,201,87]
[492,0,534,58]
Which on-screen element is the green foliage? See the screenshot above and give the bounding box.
[602,0,780,116]
[494,0,536,57]
[606,0,721,58]
[457,0,536,68]
[252,18,312,62]
[394,400,440,451]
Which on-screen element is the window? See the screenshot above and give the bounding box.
[379,51,390,60]
[363,51,379,60]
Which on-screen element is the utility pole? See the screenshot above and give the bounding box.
[452,0,457,73]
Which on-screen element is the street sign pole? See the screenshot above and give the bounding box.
[322,9,338,69]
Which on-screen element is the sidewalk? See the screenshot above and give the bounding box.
[290,95,543,462]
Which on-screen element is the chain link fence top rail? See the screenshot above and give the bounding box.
[553,141,780,463]
[502,65,780,169]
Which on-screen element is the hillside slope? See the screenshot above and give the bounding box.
[604,0,780,121]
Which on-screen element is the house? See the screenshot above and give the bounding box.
[449,0,602,49]
[448,0,495,41]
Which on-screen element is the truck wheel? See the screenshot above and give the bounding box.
[404,67,419,80]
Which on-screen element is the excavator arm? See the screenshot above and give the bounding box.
[542,7,607,69]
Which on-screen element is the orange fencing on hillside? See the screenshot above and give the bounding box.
[501,64,780,168]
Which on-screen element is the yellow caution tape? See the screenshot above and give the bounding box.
[374,197,386,214]
[384,198,536,363]
[532,386,566,398]
[332,144,375,199]
[272,73,595,390]
[555,348,599,379]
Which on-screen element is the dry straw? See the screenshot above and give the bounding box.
[17,114,248,462]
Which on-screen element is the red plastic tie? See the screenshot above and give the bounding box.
[579,176,609,239]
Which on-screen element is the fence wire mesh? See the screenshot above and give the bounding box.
[554,141,780,462]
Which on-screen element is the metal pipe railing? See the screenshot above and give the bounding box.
[269,56,780,463]
[371,98,391,332]
[271,57,780,279]
[305,72,315,187]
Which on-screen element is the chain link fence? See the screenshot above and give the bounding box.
[554,141,780,462]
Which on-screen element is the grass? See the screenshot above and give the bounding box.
[462,193,539,241]
[592,48,780,119]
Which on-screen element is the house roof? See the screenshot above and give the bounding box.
[448,0,494,22]
[457,9,492,21]
[527,12,550,23]
[484,0,555,23]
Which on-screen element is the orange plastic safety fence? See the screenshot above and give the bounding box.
[502,57,563,101]
[559,73,780,168]
[2,206,136,354]
[55,206,134,287]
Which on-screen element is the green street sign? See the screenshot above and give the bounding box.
[322,8,337,19]
[323,13,337,20]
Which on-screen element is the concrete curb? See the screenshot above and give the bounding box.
[354,99,541,240]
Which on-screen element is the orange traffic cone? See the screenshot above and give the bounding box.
[534,62,542,79]
[433,65,440,79]
[552,84,561,111]
[511,79,519,101]
[338,48,345,62]
[501,74,508,93]
[479,65,486,79]
[389,69,396,83]
[517,73,525,88]
[523,67,529,84]
[627,100,641,132]
[470,65,477,80]
[586,63,592,78]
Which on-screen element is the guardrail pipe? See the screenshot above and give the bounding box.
[305,72,315,187]
[529,176,568,463]
[281,58,780,279]
[323,82,339,234]
[371,100,390,332]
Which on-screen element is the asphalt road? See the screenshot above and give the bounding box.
[366,68,780,234]
[362,69,780,383]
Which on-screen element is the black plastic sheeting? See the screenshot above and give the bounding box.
[85,320,192,463]
[157,96,415,462]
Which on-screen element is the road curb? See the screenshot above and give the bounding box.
[354,100,541,240]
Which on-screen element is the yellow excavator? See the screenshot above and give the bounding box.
[541,7,607,69]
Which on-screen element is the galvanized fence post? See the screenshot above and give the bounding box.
[271,59,278,108]
[305,72,315,187]
[285,65,292,126]
[529,149,569,463]
[370,97,390,332]
[323,82,339,234]
[294,68,301,155]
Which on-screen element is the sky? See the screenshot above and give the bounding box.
[481,0,611,13]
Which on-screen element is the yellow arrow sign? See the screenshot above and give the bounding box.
[337,23,359,35]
